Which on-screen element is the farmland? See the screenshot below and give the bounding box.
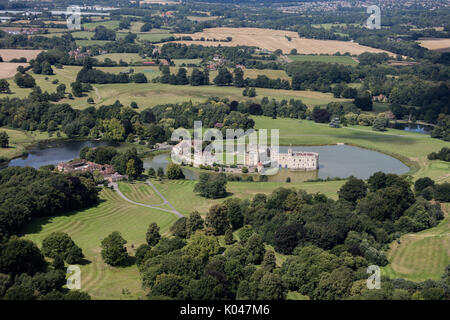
[419,38,450,52]
[172,28,395,55]
[0,62,28,79]
[0,49,42,62]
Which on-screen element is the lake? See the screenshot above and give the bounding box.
[7,140,111,168]
[143,144,410,182]
[7,141,410,182]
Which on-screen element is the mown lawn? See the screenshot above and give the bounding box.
[382,203,450,281]
[24,188,178,300]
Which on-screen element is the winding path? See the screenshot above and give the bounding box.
[109,181,184,218]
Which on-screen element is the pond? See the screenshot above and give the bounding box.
[143,144,410,182]
[389,122,433,134]
[7,140,410,182]
[7,140,112,168]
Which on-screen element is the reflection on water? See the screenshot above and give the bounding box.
[143,145,410,182]
[389,122,433,134]
[6,140,410,182]
[8,140,112,168]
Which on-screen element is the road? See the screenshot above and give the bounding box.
[109,181,184,218]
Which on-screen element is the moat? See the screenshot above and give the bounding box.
[6,140,409,182]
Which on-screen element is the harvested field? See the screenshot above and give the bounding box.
[172,28,395,55]
[0,62,28,79]
[419,38,450,52]
[0,49,42,62]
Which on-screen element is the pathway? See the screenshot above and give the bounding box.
[109,181,184,218]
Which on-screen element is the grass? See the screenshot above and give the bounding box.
[5,65,346,110]
[382,203,449,281]
[82,20,121,31]
[287,54,358,65]
[117,181,164,206]
[24,187,178,300]
[150,179,344,217]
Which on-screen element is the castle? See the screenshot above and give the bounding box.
[172,140,319,171]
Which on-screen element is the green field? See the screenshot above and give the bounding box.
[117,181,165,206]
[287,54,358,65]
[382,203,449,281]
[5,65,347,110]
[24,187,178,300]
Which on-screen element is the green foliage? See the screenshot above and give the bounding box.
[338,176,367,203]
[194,173,228,199]
[42,232,83,264]
[206,204,230,236]
[0,131,9,148]
[100,231,128,266]
[166,163,185,180]
[146,223,161,246]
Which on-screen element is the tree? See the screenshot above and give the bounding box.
[190,68,207,86]
[182,232,220,261]
[170,217,188,238]
[316,266,354,300]
[0,238,46,276]
[247,87,256,97]
[186,211,204,237]
[147,168,156,177]
[261,250,276,272]
[258,272,287,300]
[194,173,228,199]
[233,68,245,88]
[100,231,128,266]
[175,68,189,85]
[223,198,244,230]
[338,176,367,203]
[146,223,161,246]
[372,117,388,131]
[312,108,331,123]
[71,81,83,97]
[213,67,233,86]
[0,131,9,148]
[238,225,254,244]
[157,167,165,178]
[415,177,435,194]
[166,163,185,180]
[52,255,65,271]
[206,204,230,235]
[42,232,83,264]
[224,229,235,245]
[126,159,138,180]
[354,96,373,111]
[0,79,11,93]
[245,233,265,264]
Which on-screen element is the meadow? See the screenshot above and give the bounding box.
[287,54,358,65]
[3,64,347,109]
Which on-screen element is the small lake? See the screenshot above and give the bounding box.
[7,140,111,168]
[143,144,410,182]
[7,140,410,182]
